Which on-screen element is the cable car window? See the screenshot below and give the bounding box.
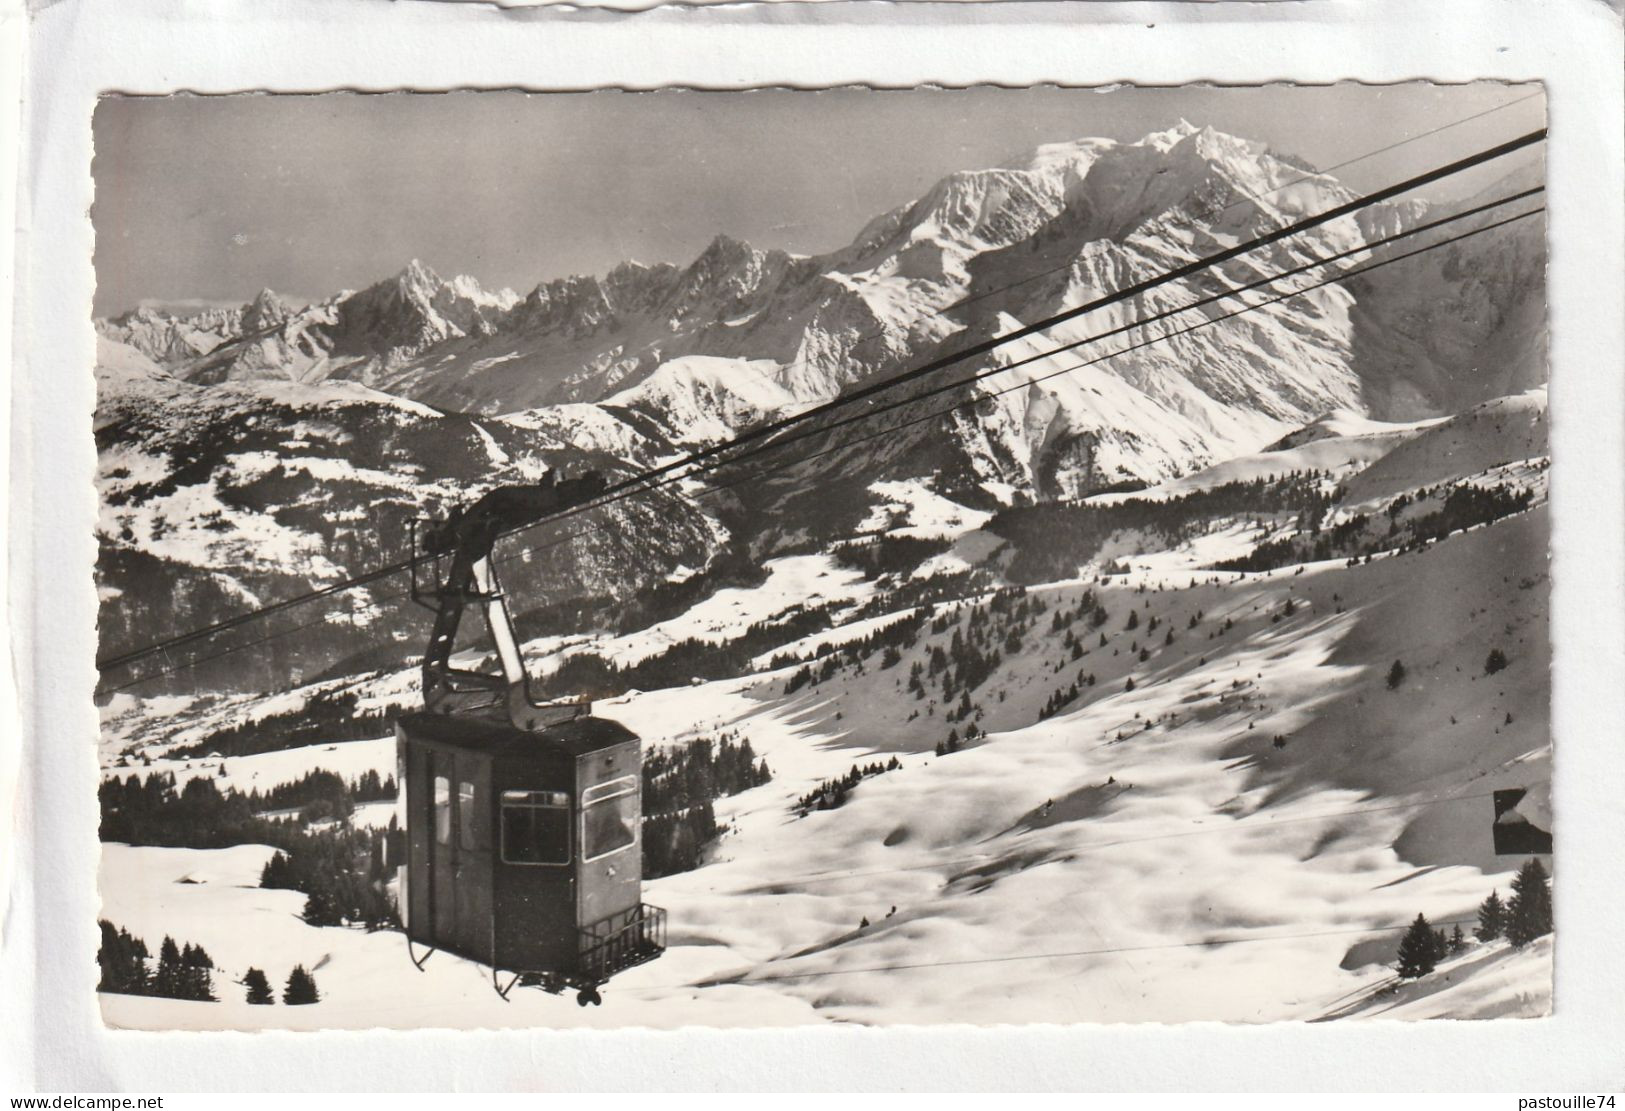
[433,776,451,846]
[500,790,570,866]
[395,748,408,841]
[458,781,477,851]
[581,777,637,861]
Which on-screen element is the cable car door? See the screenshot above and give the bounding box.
[430,755,457,944]
[452,755,492,958]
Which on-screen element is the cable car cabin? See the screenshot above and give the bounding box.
[392,474,666,1005]
[396,711,665,1002]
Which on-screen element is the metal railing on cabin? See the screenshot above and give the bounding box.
[578,903,667,982]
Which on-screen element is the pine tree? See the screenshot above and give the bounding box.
[1449,924,1467,953]
[1485,648,1509,675]
[96,920,150,996]
[1505,858,1553,947]
[1396,913,1438,978]
[1386,660,1407,690]
[1475,890,1506,942]
[260,850,298,890]
[180,942,215,1001]
[283,965,320,1005]
[153,936,183,999]
[1433,928,1451,963]
[302,890,342,927]
[243,968,275,1005]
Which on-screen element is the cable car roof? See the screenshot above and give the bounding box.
[398,710,637,758]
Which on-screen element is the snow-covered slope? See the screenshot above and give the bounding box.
[1318,935,1551,1021]
[94,358,730,693]
[1086,410,1446,505]
[98,427,1552,1026]
[1343,387,1547,503]
[1347,166,1549,418]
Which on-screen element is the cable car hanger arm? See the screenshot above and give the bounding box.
[410,472,610,730]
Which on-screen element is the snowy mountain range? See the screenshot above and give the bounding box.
[93,119,1547,688]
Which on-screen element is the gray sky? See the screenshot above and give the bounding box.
[91,83,1544,317]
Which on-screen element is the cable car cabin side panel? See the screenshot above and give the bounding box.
[575,740,643,935]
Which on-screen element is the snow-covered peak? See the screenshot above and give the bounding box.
[1139,118,1202,152]
[1007,135,1119,177]
[605,354,800,446]
[697,232,756,265]
[445,273,520,311]
[1181,122,1268,165]
[507,274,615,338]
[241,288,294,334]
[604,259,682,314]
[396,257,441,293]
[662,234,791,323]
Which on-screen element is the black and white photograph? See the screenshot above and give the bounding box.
[88,82,1555,1030]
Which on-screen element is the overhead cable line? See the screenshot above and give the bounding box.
[95,129,1545,677]
[513,129,1544,515]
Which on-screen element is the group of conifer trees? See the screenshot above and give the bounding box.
[240,965,320,1005]
[781,610,931,695]
[98,920,325,1005]
[96,921,215,1001]
[1213,480,1535,575]
[793,757,903,815]
[641,732,773,879]
[259,824,397,931]
[1395,858,1553,979]
[171,689,390,759]
[100,771,399,931]
[990,472,1332,583]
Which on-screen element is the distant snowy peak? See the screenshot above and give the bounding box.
[1141,117,1203,152]
[97,303,243,366]
[604,259,682,315]
[344,259,516,351]
[445,273,520,312]
[661,234,798,328]
[240,288,296,334]
[501,237,790,341]
[605,355,800,447]
[507,274,618,339]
